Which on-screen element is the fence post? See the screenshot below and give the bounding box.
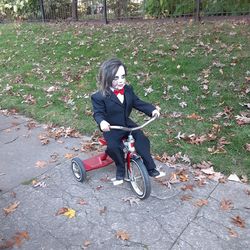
[103,0,108,24]
[195,0,201,21]
[39,0,45,22]
[72,0,78,21]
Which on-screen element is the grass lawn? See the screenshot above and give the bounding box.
[0,20,249,179]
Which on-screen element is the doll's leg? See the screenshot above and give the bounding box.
[133,130,161,177]
[105,137,125,180]
[132,130,156,170]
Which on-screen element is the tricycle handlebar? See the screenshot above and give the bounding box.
[109,115,157,132]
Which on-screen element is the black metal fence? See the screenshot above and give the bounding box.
[1,0,249,23]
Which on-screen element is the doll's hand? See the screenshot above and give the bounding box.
[100,120,110,132]
[152,106,160,118]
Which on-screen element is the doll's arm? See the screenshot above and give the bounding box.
[91,94,106,125]
[91,94,110,131]
[130,86,157,117]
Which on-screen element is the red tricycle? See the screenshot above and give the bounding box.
[71,115,162,200]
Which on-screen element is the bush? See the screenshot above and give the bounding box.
[145,0,249,18]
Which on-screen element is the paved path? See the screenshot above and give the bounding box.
[0,111,249,249]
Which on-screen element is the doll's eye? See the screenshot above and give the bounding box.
[114,75,125,80]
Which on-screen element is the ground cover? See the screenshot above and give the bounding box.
[0,19,249,179]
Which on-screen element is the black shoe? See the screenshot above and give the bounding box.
[148,169,160,177]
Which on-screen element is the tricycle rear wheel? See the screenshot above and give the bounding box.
[71,157,86,182]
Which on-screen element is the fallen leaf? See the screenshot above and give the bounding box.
[49,152,59,163]
[220,199,234,211]
[180,194,193,201]
[64,208,76,219]
[194,199,208,207]
[96,185,103,190]
[83,240,91,248]
[245,143,250,152]
[78,199,88,205]
[228,174,241,182]
[33,181,46,188]
[187,113,203,121]
[241,175,248,183]
[64,153,76,159]
[181,184,194,191]
[38,134,50,145]
[100,175,110,182]
[99,206,107,215]
[178,174,189,182]
[235,115,250,125]
[231,215,245,228]
[55,207,69,216]
[55,207,76,218]
[193,161,213,169]
[201,167,216,175]
[122,196,140,206]
[0,231,30,249]
[244,189,250,195]
[3,201,20,215]
[35,160,47,168]
[116,230,130,241]
[227,228,238,238]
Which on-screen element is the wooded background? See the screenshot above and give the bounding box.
[1,0,249,22]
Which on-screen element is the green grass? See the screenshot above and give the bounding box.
[0,20,249,179]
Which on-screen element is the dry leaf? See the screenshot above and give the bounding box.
[193,161,213,169]
[35,160,47,168]
[244,189,250,195]
[99,206,107,215]
[122,196,140,206]
[78,199,88,205]
[241,175,248,183]
[55,207,69,216]
[235,115,250,125]
[220,199,233,211]
[227,228,238,238]
[116,230,130,241]
[195,199,208,207]
[55,207,76,218]
[3,201,20,215]
[245,143,250,152]
[0,231,30,249]
[178,173,189,182]
[228,174,241,182]
[186,113,203,121]
[231,215,245,228]
[64,153,76,159]
[83,240,91,248]
[38,135,49,145]
[181,184,194,191]
[201,167,216,175]
[64,208,76,219]
[180,195,193,201]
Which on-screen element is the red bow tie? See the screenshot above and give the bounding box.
[114,88,124,96]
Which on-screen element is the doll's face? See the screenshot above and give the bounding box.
[112,65,126,90]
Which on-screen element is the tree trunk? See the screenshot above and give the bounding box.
[72,0,78,21]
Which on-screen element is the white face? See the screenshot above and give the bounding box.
[112,65,126,90]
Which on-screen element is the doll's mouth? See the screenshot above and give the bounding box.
[116,84,125,89]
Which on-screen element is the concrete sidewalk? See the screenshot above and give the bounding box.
[0,111,249,249]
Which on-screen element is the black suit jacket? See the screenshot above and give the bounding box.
[91,85,155,129]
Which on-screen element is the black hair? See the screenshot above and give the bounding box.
[98,58,127,95]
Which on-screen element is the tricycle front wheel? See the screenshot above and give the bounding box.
[127,156,151,200]
[71,157,86,182]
